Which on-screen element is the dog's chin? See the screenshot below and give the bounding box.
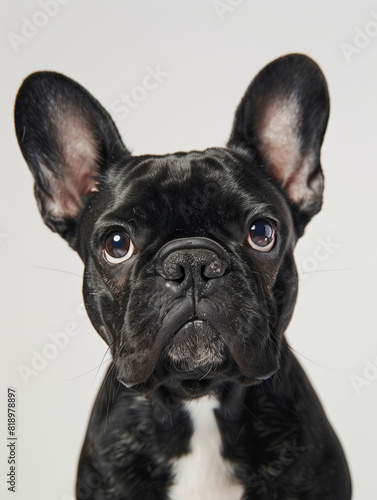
[165,363,278,399]
[118,363,278,400]
[120,369,277,399]
[164,320,227,371]
[172,374,221,398]
[159,321,231,397]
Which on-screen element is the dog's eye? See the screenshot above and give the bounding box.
[104,231,135,264]
[247,220,275,252]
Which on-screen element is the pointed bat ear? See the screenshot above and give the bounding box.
[14,71,129,248]
[228,54,330,235]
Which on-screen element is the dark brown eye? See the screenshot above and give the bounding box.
[104,231,135,264]
[247,220,275,252]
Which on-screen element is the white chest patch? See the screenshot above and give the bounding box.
[168,396,244,500]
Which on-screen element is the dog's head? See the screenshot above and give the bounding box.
[15,54,329,397]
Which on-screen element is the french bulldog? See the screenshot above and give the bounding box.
[15,54,351,499]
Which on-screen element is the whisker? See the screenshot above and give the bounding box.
[91,345,113,389]
[288,345,340,372]
[198,366,212,380]
[62,358,112,382]
[299,268,353,277]
[30,265,82,278]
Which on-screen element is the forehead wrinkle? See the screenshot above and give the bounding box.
[95,148,294,236]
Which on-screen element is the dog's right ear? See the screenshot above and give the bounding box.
[14,72,128,248]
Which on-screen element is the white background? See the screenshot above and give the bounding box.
[1,1,376,498]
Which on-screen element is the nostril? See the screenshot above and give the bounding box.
[161,260,185,282]
[202,258,227,280]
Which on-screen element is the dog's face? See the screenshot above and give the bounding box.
[15,54,329,397]
[80,147,298,396]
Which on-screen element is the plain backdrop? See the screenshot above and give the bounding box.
[1,1,376,499]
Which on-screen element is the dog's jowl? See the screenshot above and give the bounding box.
[15,54,351,499]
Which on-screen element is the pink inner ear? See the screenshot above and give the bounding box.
[258,97,301,184]
[258,97,321,207]
[41,111,100,219]
[283,152,323,208]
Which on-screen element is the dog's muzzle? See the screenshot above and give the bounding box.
[116,237,277,391]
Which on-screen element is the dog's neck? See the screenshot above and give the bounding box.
[144,340,296,431]
[145,380,248,430]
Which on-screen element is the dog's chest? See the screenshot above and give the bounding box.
[168,396,244,500]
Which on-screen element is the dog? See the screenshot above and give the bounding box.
[15,54,351,499]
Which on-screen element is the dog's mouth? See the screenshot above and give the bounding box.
[116,319,232,394]
[163,319,225,397]
[116,316,280,394]
[163,319,227,372]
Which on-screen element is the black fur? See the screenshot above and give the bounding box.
[15,54,351,499]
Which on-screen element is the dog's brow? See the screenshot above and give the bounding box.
[245,202,281,221]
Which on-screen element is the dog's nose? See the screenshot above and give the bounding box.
[156,237,228,287]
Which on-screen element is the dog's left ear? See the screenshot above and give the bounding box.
[228,54,330,234]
